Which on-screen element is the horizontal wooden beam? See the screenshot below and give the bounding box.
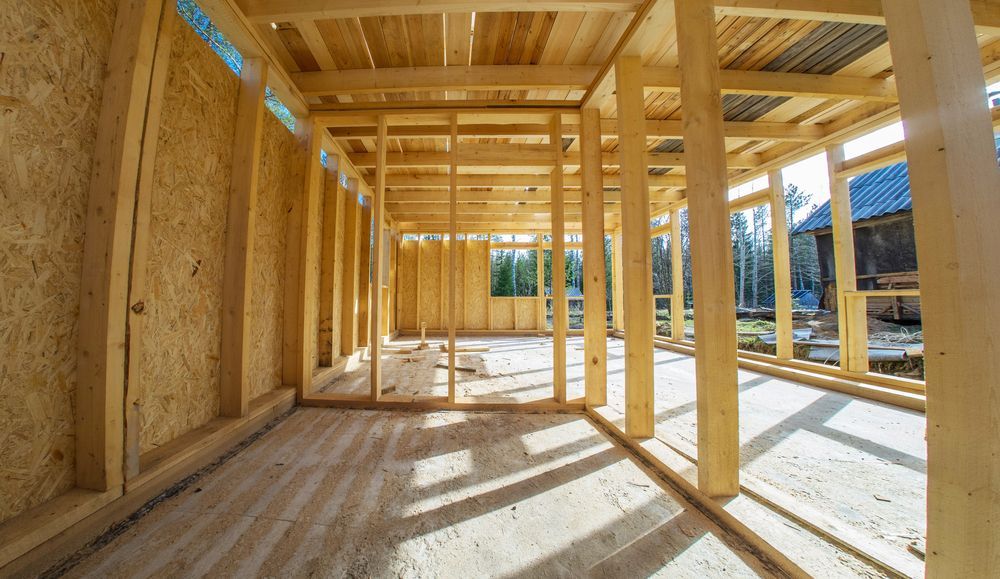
[391,213,621,224]
[326,118,822,141]
[728,187,771,214]
[239,0,642,22]
[835,140,907,179]
[293,65,598,96]
[645,67,898,102]
[348,148,760,169]
[387,203,618,216]
[369,173,686,189]
[295,63,896,101]
[713,0,1000,34]
[385,189,684,203]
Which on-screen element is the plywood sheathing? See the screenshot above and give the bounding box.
[248,113,304,399]
[139,23,239,453]
[396,240,419,330]
[0,0,117,524]
[465,240,490,329]
[418,240,442,329]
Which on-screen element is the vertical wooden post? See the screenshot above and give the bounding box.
[615,55,654,438]
[669,209,685,341]
[370,115,387,400]
[357,198,373,348]
[295,118,324,401]
[536,236,545,330]
[317,154,341,366]
[611,231,624,332]
[448,114,458,403]
[340,178,361,356]
[550,114,568,404]
[580,107,607,408]
[676,0,739,497]
[826,144,867,372]
[221,58,268,417]
[768,169,794,360]
[389,223,399,334]
[124,2,176,479]
[76,0,166,491]
[882,1,1000,574]
[487,236,493,330]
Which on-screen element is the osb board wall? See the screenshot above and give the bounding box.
[139,23,239,453]
[418,240,442,329]
[249,110,304,399]
[0,0,117,524]
[492,299,516,330]
[444,240,465,329]
[515,298,539,330]
[465,240,490,329]
[397,241,418,329]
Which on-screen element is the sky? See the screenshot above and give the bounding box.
[772,80,1000,213]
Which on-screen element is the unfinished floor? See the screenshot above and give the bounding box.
[321,335,926,576]
[64,408,780,578]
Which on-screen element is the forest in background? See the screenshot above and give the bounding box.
[488,184,823,311]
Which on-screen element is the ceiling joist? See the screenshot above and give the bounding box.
[237,0,642,22]
[348,148,761,169]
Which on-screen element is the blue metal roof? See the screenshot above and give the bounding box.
[792,161,912,235]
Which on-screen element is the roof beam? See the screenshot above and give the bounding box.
[238,0,641,22]
[713,0,1000,34]
[368,173,686,189]
[384,190,685,203]
[348,148,760,168]
[293,65,599,97]
[645,67,898,102]
[328,119,822,141]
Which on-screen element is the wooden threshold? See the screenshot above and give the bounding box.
[587,405,919,578]
[611,331,926,411]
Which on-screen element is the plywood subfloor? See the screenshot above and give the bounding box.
[598,337,926,577]
[319,336,587,402]
[64,409,777,577]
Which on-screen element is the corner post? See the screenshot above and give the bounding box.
[550,114,568,404]
[580,107,607,408]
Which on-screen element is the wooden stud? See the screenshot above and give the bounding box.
[317,154,341,366]
[370,116,387,400]
[615,55,654,438]
[440,231,445,329]
[416,236,423,327]
[676,0,740,497]
[76,0,166,491]
[611,231,624,332]
[537,236,546,331]
[448,115,458,403]
[296,118,324,401]
[124,2,177,478]
[669,209,685,342]
[826,144,867,372]
[487,236,493,330]
[580,107,607,408]
[221,58,268,417]
[340,178,361,356]
[357,198,373,347]
[768,170,794,360]
[550,114,568,404]
[882,1,1000,574]
[463,236,469,329]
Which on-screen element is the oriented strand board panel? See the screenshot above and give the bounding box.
[441,239,465,331]
[492,299,516,330]
[397,240,419,330]
[139,23,239,453]
[0,0,117,524]
[418,240,442,330]
[249,112,305,399]
[465,240,490,329]
[516,298,539,330]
